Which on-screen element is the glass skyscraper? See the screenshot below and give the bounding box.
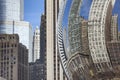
[0,0,32,62]
[0,0,23,21]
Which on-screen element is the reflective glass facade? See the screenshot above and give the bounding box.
[0,0,23,21]
[0,0,32,62]
[68,0,83,57]
[0,21,33,62]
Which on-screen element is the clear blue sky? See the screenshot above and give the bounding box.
[24,0,44,30]
[24,0,120,31]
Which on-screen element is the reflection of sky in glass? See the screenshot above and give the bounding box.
[113,0,120,30]
[62,0,72,28]
[62,0,120,30]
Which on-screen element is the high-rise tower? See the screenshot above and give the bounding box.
[0,0,32,62]
[45,0,59,80]
[33,26,40,62]
[0,0,24,21]
[45,0,67,80]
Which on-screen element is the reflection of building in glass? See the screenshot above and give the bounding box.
[68,17,92,80]
[118,32,120,40]
[107,42,120,78]
[0,0,32,62]
[67,52,92,80]
[58,0,120,80]
[67,0,93,80]
[68,0,82,56]
[111,14,118,41]
[32,26,40,62]
[88,0,115,73]
[0,34,29,80]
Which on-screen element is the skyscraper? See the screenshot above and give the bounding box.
[32,26,40,62]
[0,0,23,21]
[45,0,66,80]
[40,14,46,63]
[0,34,29,80]
[0,0,32,62]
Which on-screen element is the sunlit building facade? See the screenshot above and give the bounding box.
[45,0,67,80]
[0,0,32,62]
[0,0,24,21]
[0,34,29,80]
[88,0,115,72]
[33,26,40,62]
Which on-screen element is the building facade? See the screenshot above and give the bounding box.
[40,14,46,63]
[0,34,29,80]
[88,0,115,73]
[107,41,120,78]
[40,14,47,79]
[0,0,23,21]
[118,32,120,40]
[68,0,82,56]
[33,26,40,62]
[29,59,45,80]
[111,14,118,41]
[0,0,32,62]
[45,0,67,80]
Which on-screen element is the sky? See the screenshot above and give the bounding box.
[24,0,44,31]
[24,0,120,31]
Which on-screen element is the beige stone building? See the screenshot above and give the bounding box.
[45,0,67,80]
[0,34,29,80]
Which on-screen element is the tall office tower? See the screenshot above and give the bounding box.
[40,14,46,63]
[88,0,115,73]
[45,0,66,80]
[32,26,40,62]
[0,34,29,80]
[111,14,118,41]
[40,14,47,79]
[0,0,32,62]
[0,0,23,21]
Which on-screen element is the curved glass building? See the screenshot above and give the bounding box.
[57,0,120,80]
[57,0,92,80]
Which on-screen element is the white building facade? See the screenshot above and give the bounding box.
[88,0,116,72]
[33,27,40,62]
